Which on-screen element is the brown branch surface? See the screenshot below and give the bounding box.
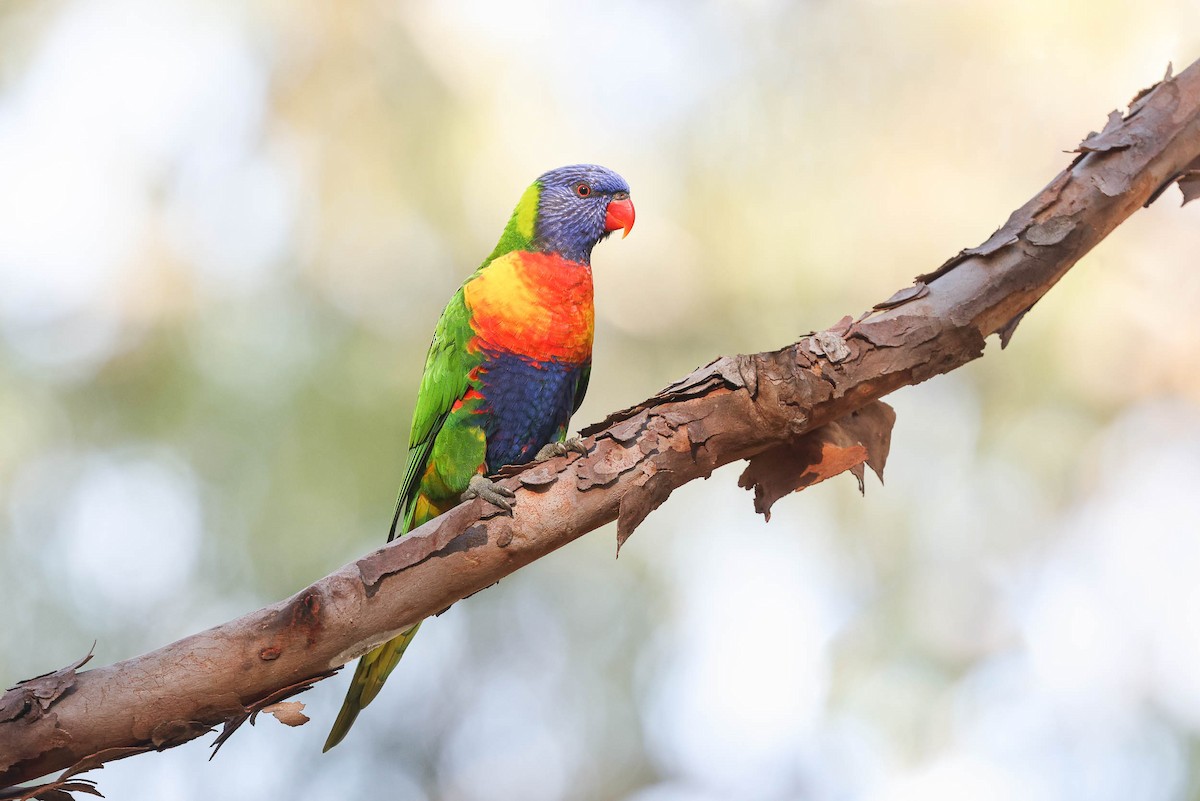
[3,59,1200,792]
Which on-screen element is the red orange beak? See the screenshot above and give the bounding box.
[604,196,635,239]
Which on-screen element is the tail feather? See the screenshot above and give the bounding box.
[323,622,423,752]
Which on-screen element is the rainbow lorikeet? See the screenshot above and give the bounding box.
[324,164,634,751]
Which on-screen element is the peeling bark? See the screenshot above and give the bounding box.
[3,58,1200,794]
[738,400,896,521]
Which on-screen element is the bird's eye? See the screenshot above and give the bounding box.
[574,182,592,198]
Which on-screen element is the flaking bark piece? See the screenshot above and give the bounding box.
[741,441,865,521]
[610,409,717,552]
[738,400,896,520]
[581,354,753,435]
[516,465,557,490]
[1025,217,1075,246]
[209,672,334,758]
[259,702,309,728]
[807,331,851,363]
[1092,168,1133,198]
[54,746,152,783]
[916,171,1072,283]
[1128,62,1174,118]
[575,438,641,491]
[0,747,144,800]
[494,447,579,479]
[1075,110,1139,153]
[658,355,753,400]
[608,413,648,444]
[0,648,94,725]
[1179,171,1200,205]
[847,401,896,483]
[0,652,97,777]
[874,283,930,311]
[853,315,940,349]
[149,720,212,750]
[826,315,854,337]
[356,503,483,591]
[0,778,102,801]
[997,304,1035,349]
[615,462,675,554]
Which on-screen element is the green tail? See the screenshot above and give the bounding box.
[322,621,423,751]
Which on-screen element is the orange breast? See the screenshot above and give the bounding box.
[463,251,595,363]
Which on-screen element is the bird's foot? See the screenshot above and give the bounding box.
[461,474,516,514]
[535,436,588,461]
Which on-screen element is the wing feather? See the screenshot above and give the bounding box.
[387,288,475,540]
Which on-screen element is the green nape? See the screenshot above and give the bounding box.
[485,181,540,262]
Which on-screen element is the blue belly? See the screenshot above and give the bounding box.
[476,349,583,470]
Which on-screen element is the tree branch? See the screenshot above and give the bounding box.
[4,58,1200,793]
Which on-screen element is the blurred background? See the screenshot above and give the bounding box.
[2,1,1200,799]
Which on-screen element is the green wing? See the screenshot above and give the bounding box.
[386,419,443,541]
[387,287,475,540]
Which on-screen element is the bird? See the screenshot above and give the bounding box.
[323,164,634,751]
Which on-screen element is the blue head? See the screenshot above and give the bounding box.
[529,164,634,264]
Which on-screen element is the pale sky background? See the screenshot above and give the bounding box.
[2,1,1200,799]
